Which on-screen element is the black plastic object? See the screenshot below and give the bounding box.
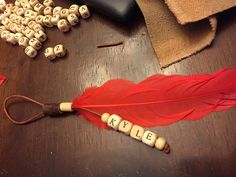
[77,0,140,22]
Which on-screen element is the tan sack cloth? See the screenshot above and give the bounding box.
[136,0,236,68]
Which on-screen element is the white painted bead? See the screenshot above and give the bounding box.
[130,125,144,141]
[44,47,56,60]
[155,137,166,150]
[43,15,53,27]
[33,23,43,32]
[43,6,53,15]
[1,30,10,41]
[25,28,35,39]
[43,0,54,7]
[60,8,69,18]
[29,11,37,20]
[8,23,17,33]
[21,17,31,25]
[0,25,6,33]
[51,14,60,26]
[53,6,62,15]
[57,19,70,32]
[69,4,80,16]
[16,8,24,16]
[6,33,18,45]
[25,46,37,58]
[79,5,90,19]
[29,37,41,50]
[118,120,133,135]
[15,0,22,7]
[142,130,157,147]
[34,30,47,42]
[14,15,23,24]
[101,113,110,123]
[14,32,24,41]
[23,3,32,10]
[54,44,66,57]
[18,36,29,47]
[67,13,79,26]
[107,114,122,130]
[29,0,38,7]
[35,15,44,25]
[59,103,72,111]
[34,3,44,14]
[28,20,37,29]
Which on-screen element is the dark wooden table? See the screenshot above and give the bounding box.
[0,1,236,176]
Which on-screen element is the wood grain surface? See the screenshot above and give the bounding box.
[0,1,236,177]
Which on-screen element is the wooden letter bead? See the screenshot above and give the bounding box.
[23,3,32,10]
[15,24,25,33]
[79,5,90,19]
[11,6,19,13]
[69,4,80,16]
[0,2,6,12]
[155,137,166,151]
[6,33,18,45]
[25,46,37,58]
[0,25,6,33]
[29,37,41,50]
[44,47,56,60]
[34,3,44,14]
[21,17,30,25]
[29,0,38,7]
[101,113,110,123]
[0,14,5,23]
[28,20,37,29]
[44,6,53,15]
[51,14,60,26]
[6,3,14,10]
[107,114,122,130]
[14,32,24,41]
[9,23,17,33]
[118,120,133,135]
[43,0,55,7]
[57,19,70,32]
[24,9,32,17]
[34,30,47,42]
[9,14,17,21]
[1,30,10,41]
[54,44,66,57]
[4,9,12,17]
[130,125,144,141]
[15,0,22,7]
[18,36,29,47]
[33,23,43,32]
[60,9,69,18]
[29,11,37,20]
[67,13,79,26]
[14,15,23,24]
[43,15,53,27]
[16,8,25,16]
[20,0,28,8]
[35,15,44,25]
[25,29,35,39]
[1,18,10,27]
[142,130,157,147]
[53,6,62,15]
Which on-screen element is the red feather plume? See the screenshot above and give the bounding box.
[0,75,6,85]
[72,68,236,128]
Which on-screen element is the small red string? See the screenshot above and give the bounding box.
[3,95,46,125]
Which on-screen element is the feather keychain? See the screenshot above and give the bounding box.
[3,67,236,153]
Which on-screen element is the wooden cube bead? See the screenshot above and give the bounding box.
[29,11,37,20]
[51,14,60,26]
[1,17,10,27]
[18,36,29,47]
[57,19,70,32]
[14,15,23,24]
[33,23,43,32]
[0,25,6,33]
[6,3,14,9]
[43,0,55,7]
[142,130,157,147]
[25,45,37,58]
[8,23,17,33]
[23,3,32,11]
[0,2,6,12]
[4,9,12,17]
[21,17,31,25]
[107,114,122,130]
[34,30,47,42]
[28,20,37,29]
[20,0,28,8]
[14,0,22,7]
[16,8,24,16]
[130,125,144,141]
[67,13,79,26]
[15,24,25,33]
[6,33,18,45]
[155,137,166,151]
[60,8,69,18]
[43,15,53,27]
[69,4,80,16]
[35,15,44,25]
[14,32,24,41]
[44,6,53,15]
[1,30,10,41]
[11,6,19,13]
[44,47,56,60]
[9,13,17,21]
[79,5,90,19]
[0,14,5,23]
[54,44,66,57]
[101,113,110,123]
[24,9,32,17]
[118,120,133,135]
[29,0,38,7]
[25,28,35,38]
[29,37,41,50]
[53,6,62,15]
[34,3,44,14]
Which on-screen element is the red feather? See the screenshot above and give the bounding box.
[0,75,6,85]
[72,68,236,128]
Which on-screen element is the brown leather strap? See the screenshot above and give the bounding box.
[3,95,63,125]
